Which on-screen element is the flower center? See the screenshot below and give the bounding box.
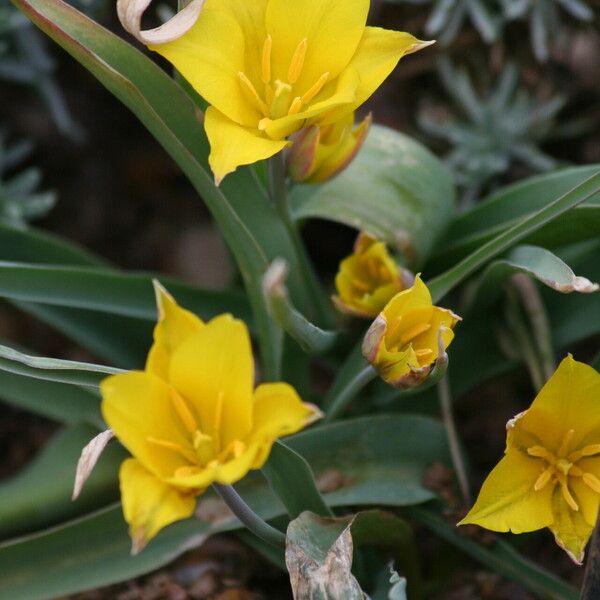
[386,315,433,361]
[237,36,330,125]
[527,428,600,511]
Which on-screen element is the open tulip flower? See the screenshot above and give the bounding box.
[333,232,412,318]
[460,356,600,564]
[101,283,321,553]
[362,274,461,388]
[148,0,430,183]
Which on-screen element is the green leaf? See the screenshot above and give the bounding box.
[0,370,102,426]
[292,125,455,268]
[467,244,598,316]
[427,170,600,303]
[0,415,447,598]
[432,165,600,271]
[262,441,333,520]
[407,506,578,600]
[0,342,122,387]
[0,424,126,539]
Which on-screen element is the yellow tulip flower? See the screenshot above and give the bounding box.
[362,274,460,388]
[333,232,411,318]
[287,112,371,183]
[101,282,321,553]
[460,355,600,564]
[148,0,430,184]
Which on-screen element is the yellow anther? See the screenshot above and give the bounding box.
[262,34,272,84]
[558,429,575,457]
[169,388,197,433]
[237,71,269,116]
[231,439,246,458]
[400,322,431,345]
[174,465,201,478]
[302,72,330,104]
[583,472,600,493]
[288,38,308,84]
[288,96,303,115]
[569,444,600,462]
[146,436,197,463]
[527,446,557,464]
[534,466,554,491]
[367,257,381,278]
[558,475,579,511]
[351,277,371,293]
[415,348,434,362]
[379,266,392,281]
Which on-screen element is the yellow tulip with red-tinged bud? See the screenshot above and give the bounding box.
[460,355,600,564]
[362,274,460,389]
[287,112,371,183]
[333,232,412,318]
[101,282,321,554]
[147,0,432,184]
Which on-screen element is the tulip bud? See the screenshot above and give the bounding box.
[332,232,413,318]
[287,113,372,184]
[362,275,461,389]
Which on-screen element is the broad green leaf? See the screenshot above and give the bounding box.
[0,424,126,539]
[0,415,447,598]
[467,244,598,316]
[11,0,319,377]
[292,125,455,268]
[0,370,102,426]
[428,170,600,303]
[431,165,600,271]
[0,222,107,267]
[407,506,578,600]
[262,441,332,520]
[0,342,122,388]
[0,262,251,323]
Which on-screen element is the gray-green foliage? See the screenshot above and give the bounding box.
[0,134,56,227]
[420,60,565,205]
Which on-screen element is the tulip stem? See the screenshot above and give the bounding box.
[582,513,600,599]
[267,154,334,328]
[324,364,377,422]
[212,483,286,550]
[438,375,471,505]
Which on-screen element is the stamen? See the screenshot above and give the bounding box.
[569,444,600,462]
[557,474,579,511]
[415,348,433,359]
[237,72,269,116]
[301,72,330,104]
[400,322,431,345]
[583,472,600,494]
[527,446,557,464]
[288,97,303,115]
[212,390,224,452]
[558,429,575,457]
[147,436,197,463]
[169,388,197,433]
[351,277,371,293]
[534,466,554,491]
[262,34,272,84]
[367,257,380,278]
[174,465,201,478]
[288,38,308,84]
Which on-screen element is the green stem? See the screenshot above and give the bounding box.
[325,364,377,423]
[212,483,286,550]
[267,154,334,328]
[437,375,471,505]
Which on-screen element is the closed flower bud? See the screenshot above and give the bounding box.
[362,274,461,389]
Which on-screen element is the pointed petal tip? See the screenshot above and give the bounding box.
[130,533,147,556]
[152,279,172,320]
[413,39,436,52]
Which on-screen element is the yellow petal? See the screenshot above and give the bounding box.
[205,106,288,184]
[460,448,554,533]
[101,372,193,479]
[570,472,600,527]
[411,306,460,361]
[146,282,204,379]
[169,314,254,448]
[149,7,259,127]
[381,274,432,322]
[549,485,594,564]
[513,356,600,452]
[120,458,197,554]
[265,0,369,94]
[322,27,425,123]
